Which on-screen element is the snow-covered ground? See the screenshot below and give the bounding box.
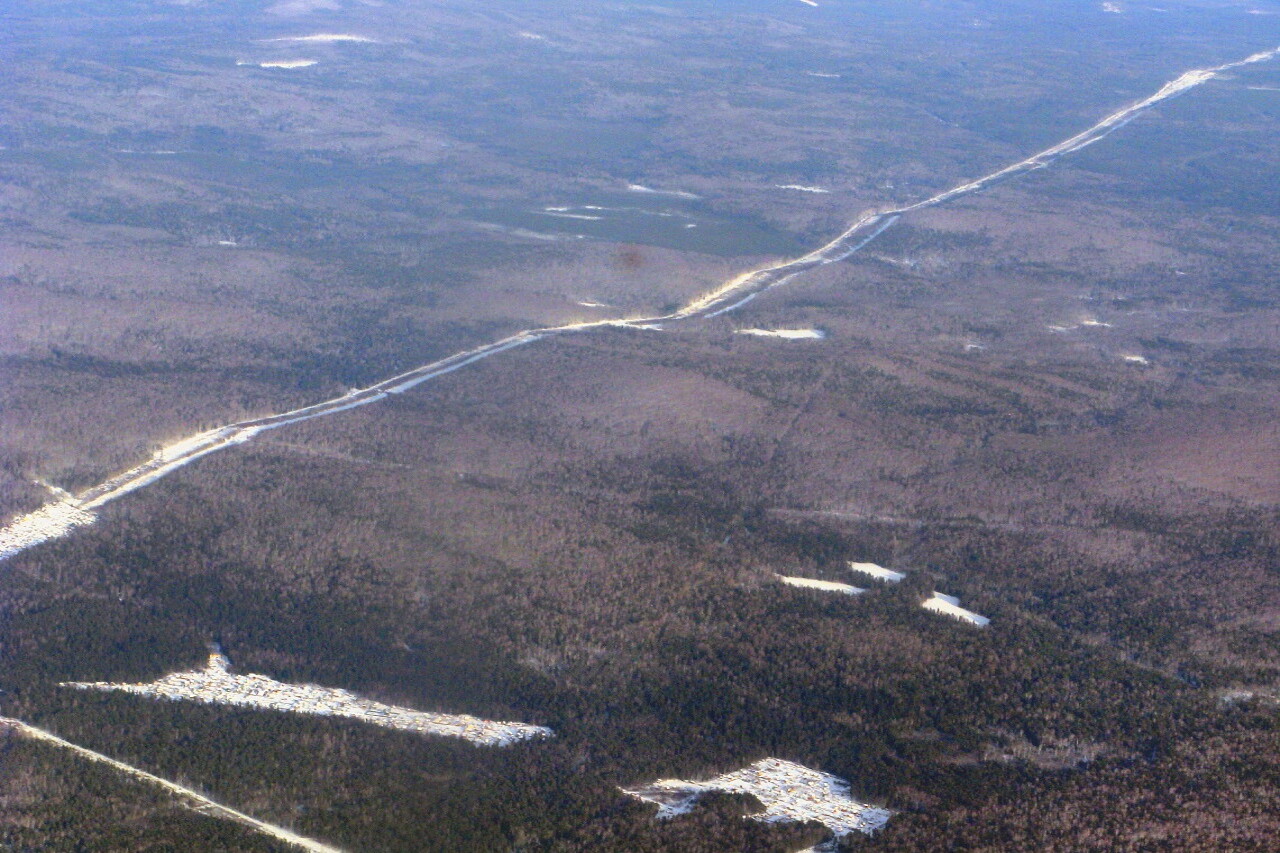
[258,59,318,68]
[848,561,906,583]
[922,592,990,626]
[263,33,375,42]
[622,758,893,839]
[64,653,552,746]
[777,184,830,193]
[735,328,825,339]
[626,183,700,200]
[0,500,96,560]
[1121,354,1150,365]
[777,575,865,595]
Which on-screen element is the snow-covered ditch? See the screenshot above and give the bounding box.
[777,575,864,595]
[922,592,990,626]
[622,758,893,839]
[63,653,551,746]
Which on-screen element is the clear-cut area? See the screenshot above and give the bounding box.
[622,758,893,840]
[63,654,552,746]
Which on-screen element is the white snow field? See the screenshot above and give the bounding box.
[0,716,343,853]
[922,592,990,626]
[622,758,893,838]
[735,328,826,339]
[776,574,865,595]
[64,653,552,746]
[847,561,906,583]
[263,33,375,43]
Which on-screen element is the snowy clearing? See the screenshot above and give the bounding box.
[1122,354,1150,365]
[0,500,97,561]
[777,575,865,595]
[258,59,318,68]
[622,180,696,197]
[622,758,893,839]
[64,653,552,747]
[776,184,830,193]
[848,562,906,583]
[922,592,990,626]
[263,33,375,42]
[735,328,825,339]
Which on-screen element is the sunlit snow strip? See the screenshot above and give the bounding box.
[622,758,893,838]
[626,183,700,200]
[257,59,318,68]
[0,501,97,561]
[735,328,825,339]
[921,592,990,626]
[262,33,376,43]
[64,654,552,747]
[848,561,906,583]
[776,574,865,595]
[0,716,344,853]
[777,184,830,193]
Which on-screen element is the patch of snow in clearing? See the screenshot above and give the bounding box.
[806,71,841,78]
[622,758,893,838]
[735,328,825,340]
[517,31,546,40]
[796,0,820,7]
[963,341,986,351]
[263,33,376,43]
[777,184,830,193]
[64,653,552,746]
[777,575,865,595]
[922,592,990,626]
[1248,85,1280,91]
[1047,323,1076,332]
[1102,2,1123,12]
[848,562,905,583]
[626,183,700,200]
[1122,354,1150,365]
[537,211,602,221]
[0,501,97,561]
[217,239,238,246]
[633,323,664,331]
[257,59,318,68]
[1080,318,1112,327]
[576,300,608,308]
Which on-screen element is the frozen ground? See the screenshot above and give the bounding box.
[64,653,552,746]
[0,500,96,561]
[622,757,893,839]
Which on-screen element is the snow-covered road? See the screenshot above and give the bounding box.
[2,45,1275,561]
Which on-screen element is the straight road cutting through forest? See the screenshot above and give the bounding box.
[0,716,345,853]
[2,44,1277,562]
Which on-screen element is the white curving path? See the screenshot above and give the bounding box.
[1,45,1276,562]
[0,716,345,852]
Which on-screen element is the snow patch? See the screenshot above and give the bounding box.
[64,653,552,747]
[848,562,906,583]
[777,575,865,595]
[626,183,700,200]
[622,758,893,839]
[262,33,376,43]
[0,501,97,561]
[257,59,318,68]
[1121,354,1150,365]
[777,184,830,193]
[735,328,825,340]
[922,592,990,626]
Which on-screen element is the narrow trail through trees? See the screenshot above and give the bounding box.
[0,716,345,853]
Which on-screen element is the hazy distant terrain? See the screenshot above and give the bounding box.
[3,1,1280,850]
